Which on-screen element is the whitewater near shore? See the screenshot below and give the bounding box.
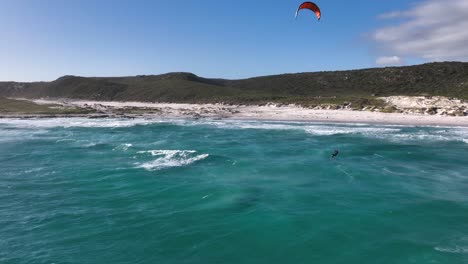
[21,98,468,127]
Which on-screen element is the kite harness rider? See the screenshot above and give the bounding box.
[331,149,339,159]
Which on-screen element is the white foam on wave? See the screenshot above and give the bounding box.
[0,128,49,143]
[1,117,467,144]
[82,142,98,148]
[194,119,403,136]
[136,150,209,171]
[0,118,165,129]
[384,128,468,144]
[451,128,468,144]
[435,246,468,254]
[304,126,401,136]
[55,138,76,143]
[209,120,468,143]
[23,167,45,174]
[201,120,298,130]
[435,237,468,254]
[205,120,468,143]
[113,143,133,151]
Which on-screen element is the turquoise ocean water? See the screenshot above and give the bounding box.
[1,118,467,264]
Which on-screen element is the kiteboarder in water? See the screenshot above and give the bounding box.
[331,149,339,159]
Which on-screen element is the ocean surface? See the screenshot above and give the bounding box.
[1,118,467,264]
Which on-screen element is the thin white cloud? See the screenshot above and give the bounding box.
[377,11,406,20]
[373,0,468,61]
[376,56,403,66]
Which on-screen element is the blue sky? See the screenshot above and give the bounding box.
[1,0,466,81]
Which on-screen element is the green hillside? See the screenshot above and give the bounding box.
[0,97,92,115]
[1,62,467,105]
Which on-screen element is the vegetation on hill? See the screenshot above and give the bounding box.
[0,97,93,115]
[1,62,467,107]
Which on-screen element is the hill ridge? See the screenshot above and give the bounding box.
[1,62,467,103]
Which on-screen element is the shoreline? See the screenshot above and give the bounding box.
[1,98,467,127]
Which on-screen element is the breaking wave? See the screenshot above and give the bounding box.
[1,118,467,144]
[0,128,49,143]
[0,118,164,128]
[192,120,403,135]
[136,150,209,171]
[194,120,468,143]
[113,143,133,151]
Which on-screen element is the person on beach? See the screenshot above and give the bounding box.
[331,149,339,159]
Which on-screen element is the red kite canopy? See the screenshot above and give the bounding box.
[295,2,321,21]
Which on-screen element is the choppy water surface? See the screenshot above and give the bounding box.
[1,118,467,264]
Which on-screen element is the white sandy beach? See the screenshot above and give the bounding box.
[27,98,468,127]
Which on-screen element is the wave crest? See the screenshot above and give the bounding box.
[0,118,162,128]
[136,150,209,171]
[435,246,468,254]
